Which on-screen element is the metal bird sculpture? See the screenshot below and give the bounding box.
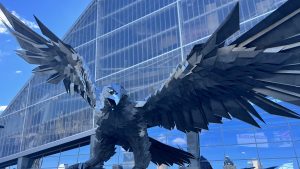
[1,0,300,168]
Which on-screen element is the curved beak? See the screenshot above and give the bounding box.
[106,94,120,107]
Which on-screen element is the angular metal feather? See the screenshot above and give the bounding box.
[0,4,96,108]
[141,0,300,132]
[201,2,240,57]
[232,0,300,49]
[247,92,300,119]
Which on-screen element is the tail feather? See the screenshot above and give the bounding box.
[149,137,194,166]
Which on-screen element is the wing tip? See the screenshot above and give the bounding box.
[33,14,60,42]
[33,15,43,29]
[230,1,240,29]
[287,113,300,119]
[0,3,7,14]
[0,3,14,26]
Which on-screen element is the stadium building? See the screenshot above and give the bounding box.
[1,0,300,168]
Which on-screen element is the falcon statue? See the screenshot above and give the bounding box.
[1,0,300,168]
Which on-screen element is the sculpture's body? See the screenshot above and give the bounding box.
[92,92,151,169]
[68,85,192,169]
[2,0,300,168]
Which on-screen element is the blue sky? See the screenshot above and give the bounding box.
[0,0,91,110]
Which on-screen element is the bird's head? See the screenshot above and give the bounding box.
[101,84,127,108]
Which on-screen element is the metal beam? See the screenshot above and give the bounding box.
[0,129,95,164]
[186,132,200,169]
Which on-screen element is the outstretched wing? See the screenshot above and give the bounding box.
[140,0,300,133]
[231,0,300,51]
[0,4,96,108]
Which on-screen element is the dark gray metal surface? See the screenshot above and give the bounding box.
[142,0,300,132]
[0,3,96,108]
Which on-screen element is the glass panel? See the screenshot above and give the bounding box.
[7,165,17,169]
[254,126,292,143]
[200,127,223,146]
[0,110,25,157]
[41,156,59,168]
[60,146,80,156]
[97,0,177,34]
[22,93,93,151]
[96,5,180,78]
[260,158,299,169]
[59,155,78,166]
[222,129,257,145]
[292,141,300,157]
[200,146,225,161]
[257,142,296,159]
[224,144,258,160]
[79,145,90,155]
[2,83,29,116]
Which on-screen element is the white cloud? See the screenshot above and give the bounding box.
[58,164,68,169]
[0,26,7,34]
[0,106,7,112]
[15,70,22,74]
[156,134,167,144]
[0,9,12,34]
[172,137,187,145]
[0,49,9,62]
[11,11,39,29]
[0,8,38,34]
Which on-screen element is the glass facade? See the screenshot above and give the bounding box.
[2,0,300,168]
[0,1,97,159]
[200,102,300,168]
[29,144,90,169]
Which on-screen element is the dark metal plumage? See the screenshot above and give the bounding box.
[0,3,96,108]
[142,0,300,133]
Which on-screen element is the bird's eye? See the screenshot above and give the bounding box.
[109,90,115,95]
